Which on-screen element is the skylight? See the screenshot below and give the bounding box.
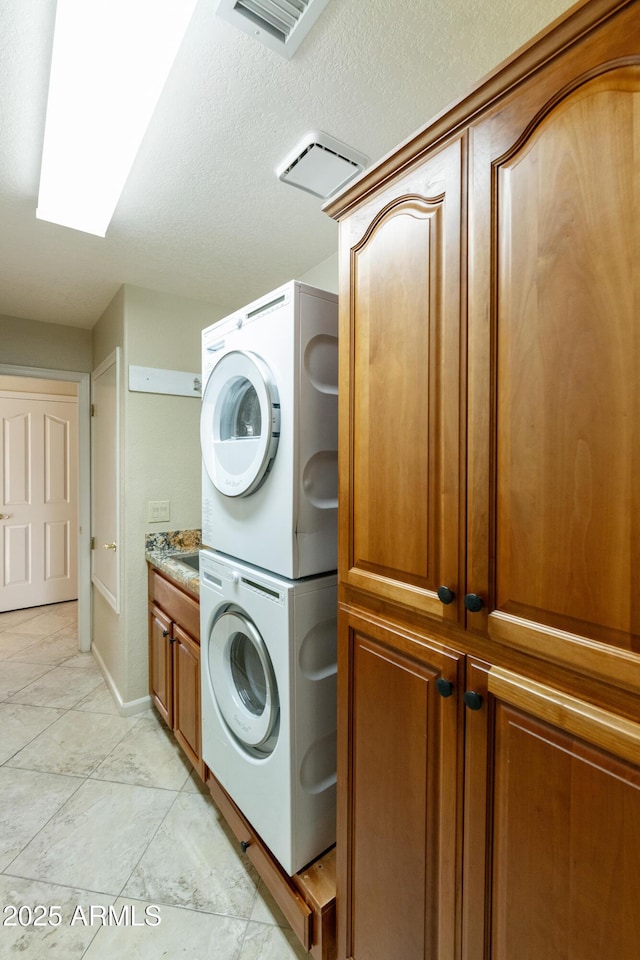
[37,0,198,237]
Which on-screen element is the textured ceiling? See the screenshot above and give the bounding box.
[0,0,574,329]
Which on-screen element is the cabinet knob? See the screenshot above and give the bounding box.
[437,585,455,605]
[464,593,484,613]
[240,839,251,854]
[436,678,454,698]
[162,629,169,638]
[463,691,483,711]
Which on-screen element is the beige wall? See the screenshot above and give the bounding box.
[0,314,92,372]
[123,285,224,703]
[90,283,225,708]
[298,252,338,293]
[0,375,77,395]
[92,287,125,370]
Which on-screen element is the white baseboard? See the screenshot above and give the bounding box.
[91,645,152,717]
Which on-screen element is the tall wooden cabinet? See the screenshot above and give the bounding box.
[325,2,640,958]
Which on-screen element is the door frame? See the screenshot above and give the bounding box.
[0,362,91,651]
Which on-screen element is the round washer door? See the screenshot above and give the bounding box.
[208,609,279,756]
[200,350,280,497]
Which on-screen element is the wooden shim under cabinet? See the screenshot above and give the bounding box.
[206,773,336,959]
[293,849,337,960]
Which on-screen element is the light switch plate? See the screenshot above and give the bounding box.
[148,500,170,523]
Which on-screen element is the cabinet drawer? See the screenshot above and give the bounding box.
[149,569,200,641]
[206,773,312,950]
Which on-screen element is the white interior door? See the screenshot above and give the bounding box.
[0,392,79,612]
[91,350,120,612]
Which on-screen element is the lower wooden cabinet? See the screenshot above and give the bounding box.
[463,660,640,960]
[172,623,203,773]
[339,608,640,960]
[149,602,173,727]
[148,566,205,780]
[338,608,464,960]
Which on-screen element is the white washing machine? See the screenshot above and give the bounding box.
[200,280,338,579]
[200,548,337,875]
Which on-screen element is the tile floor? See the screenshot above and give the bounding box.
[0,602,307,959]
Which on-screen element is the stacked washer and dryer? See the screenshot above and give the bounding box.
[198,280,338,876]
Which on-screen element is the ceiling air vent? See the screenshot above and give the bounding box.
[276,131,369,199]
[215,0,331,59]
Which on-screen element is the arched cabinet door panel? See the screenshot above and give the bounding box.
[468,63,640,661]
[339,138,464,624]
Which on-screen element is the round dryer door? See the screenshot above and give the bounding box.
[200,350,280,497]
[208,609,279,756]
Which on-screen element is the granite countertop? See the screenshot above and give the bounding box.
[145,529,201,598]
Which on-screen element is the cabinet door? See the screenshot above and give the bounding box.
[462,659,640,960]
[338,138,463,622]
[149,604,173,726]
[172,623,204,777]
[467,28,640,673]
[337,608,463,960]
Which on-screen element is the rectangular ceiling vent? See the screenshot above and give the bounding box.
[216,0,331,59]
[276,131,369,199]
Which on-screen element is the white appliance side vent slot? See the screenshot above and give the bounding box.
[216,0,331,58]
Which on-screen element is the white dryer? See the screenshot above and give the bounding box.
[199,548,337,876]
[200,280,338,579]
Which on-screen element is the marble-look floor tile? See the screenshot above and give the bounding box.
[0,608,46,632]
[0,702,66,764]
[91,717,192,791]
[7,631,81,666]
[48,600,78,619]
[74,683,120,716]
[250,880,290,928]
[6,664,103,708]
[124,791,258,917]
[0,661,53,700]
[82,897,249,960]
[0,875,113,959]
[0,631,44,661]
[51,618,79,634]
[181,769,209,795]
[58,650,99,672]
[0,767,82,871]
[239,920,309,960]
[9,611,75,637]
[5,709,140,777]
[9,779,177,895]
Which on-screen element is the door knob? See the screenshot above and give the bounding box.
[0,513,10,520]
[103,542,117,551]
[437,586,455,605]
[464,593,484,612]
